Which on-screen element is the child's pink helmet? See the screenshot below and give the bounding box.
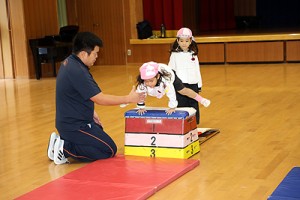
[176,27,193,38]
[140,61,159,80]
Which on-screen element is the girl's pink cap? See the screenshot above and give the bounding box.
[140,61,159,80]
[176,27,193,38]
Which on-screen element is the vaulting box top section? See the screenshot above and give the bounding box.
[124,107,196,119]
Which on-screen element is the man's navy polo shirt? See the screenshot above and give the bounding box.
[55,54,101,131]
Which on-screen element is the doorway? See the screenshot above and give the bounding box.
[69,0,126,65]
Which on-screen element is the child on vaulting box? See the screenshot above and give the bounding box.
[135,61,210,115]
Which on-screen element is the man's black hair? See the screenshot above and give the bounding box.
[72,32,103,55]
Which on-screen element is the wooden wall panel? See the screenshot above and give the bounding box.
[226,41,284,63]
[198,43,225,63]
[286,41,300,62]
[0,0,13,78]
[23,0,59,78]
[127,44,171,64]
[76,0,126,65]
[0,33,3,78]
[9,0,28,78]
[65,0,77,26]
[123,0,143,64]
[93,0,126,65]
[127,43,225,64]
[127,0,143,39]
[75,0,93,32]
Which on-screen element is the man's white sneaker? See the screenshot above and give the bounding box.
[47,132,59,160]
[201,98,211,107]
[53,137,69,165]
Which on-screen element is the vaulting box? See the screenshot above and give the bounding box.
[124,108,197,134]
[124,140,200,159]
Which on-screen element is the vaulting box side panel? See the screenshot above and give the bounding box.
[124,140,200,159]
[125,128,198,148]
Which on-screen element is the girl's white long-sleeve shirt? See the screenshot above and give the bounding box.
[168,51,202,88]
[137,63,178,108]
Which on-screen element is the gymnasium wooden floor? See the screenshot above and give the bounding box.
[1,63,300,200]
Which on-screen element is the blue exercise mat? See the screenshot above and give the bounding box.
[268,167,300,200]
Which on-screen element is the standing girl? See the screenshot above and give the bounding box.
[168,27,206,124]
[136,61,210,115]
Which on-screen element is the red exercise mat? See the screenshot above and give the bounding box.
[17,155,199,200]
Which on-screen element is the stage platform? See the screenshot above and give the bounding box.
[128,28,300,64]
[130,28,300,44]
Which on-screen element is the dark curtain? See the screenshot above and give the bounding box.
[142,0,236,33]
[143,0,183,30]
[257,0,300,28]
[199,0,235,32]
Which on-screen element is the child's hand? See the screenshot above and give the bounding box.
[136,108,147,115]
[166,108,176,115]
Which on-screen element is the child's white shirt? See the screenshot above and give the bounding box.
[168,51,202,88]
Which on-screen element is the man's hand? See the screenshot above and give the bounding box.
[127,86,146,103]
[93,111,102,126]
